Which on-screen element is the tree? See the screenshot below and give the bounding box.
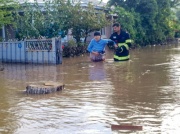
[108,0,140,11]
[0,0,19,41]
[72,3,110,44]
[176,9,180,20]
[111,7,135,38]
[0,0,19,28]
[170,0,180,8]
[53,0,110,44]
[14,0,60,40]
[108,0,178,45]
[155,0,174,41]
[136,0,158,44]
[14,0,109,43]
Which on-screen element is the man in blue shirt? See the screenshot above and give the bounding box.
[87,31,116,62]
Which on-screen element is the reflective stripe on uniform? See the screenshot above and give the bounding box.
[118,43,129,50]
[125,39,133,43]
[114,55,130,61]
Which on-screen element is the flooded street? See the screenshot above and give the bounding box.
[0,44,180,134]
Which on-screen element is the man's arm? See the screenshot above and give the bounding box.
[87,40,93,53]
[105,39,118,48]
[125,33,132,48]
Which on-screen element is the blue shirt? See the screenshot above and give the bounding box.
[87,39,115,53]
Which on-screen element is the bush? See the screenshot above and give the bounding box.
[63,43,88,57]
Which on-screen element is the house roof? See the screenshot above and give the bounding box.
[19,0,108,12]
[18,0,107,6]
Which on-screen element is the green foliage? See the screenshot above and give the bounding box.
[63,43,88,57]
[0,0,19,28]
[112,7,135,38]
[170,0,180,8]
[174,7,180,36]
[53,0,110,44]
[14,0,109,42]
[176,10,180,20]
[67,39,77,47]
[155,0,174,41]
[108,0,141,11]
[109,0,179,46]
[14,0,60,40]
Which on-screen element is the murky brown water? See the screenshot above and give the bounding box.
[0,44,180,134]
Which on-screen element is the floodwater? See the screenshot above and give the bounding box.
[0,44,180,134]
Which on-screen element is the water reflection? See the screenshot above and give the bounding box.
[88,62,106,81]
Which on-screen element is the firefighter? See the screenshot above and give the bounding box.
[110,23,132,61]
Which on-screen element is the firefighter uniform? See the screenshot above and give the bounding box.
[110,30,132,61]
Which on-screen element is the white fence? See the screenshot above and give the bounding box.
[0,38,62,64]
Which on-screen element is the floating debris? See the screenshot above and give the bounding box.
[26,82,64,94]
[111,124,143,131]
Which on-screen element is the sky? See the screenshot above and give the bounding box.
[102,0,108,3]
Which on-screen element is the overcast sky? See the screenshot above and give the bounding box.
[102,0,108,2]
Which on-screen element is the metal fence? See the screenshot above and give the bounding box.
[0,38,62,64]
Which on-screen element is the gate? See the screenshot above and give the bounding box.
[0,38,62,64]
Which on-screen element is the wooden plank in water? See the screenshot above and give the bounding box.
[44,82,64,87]
[111,124,143,131]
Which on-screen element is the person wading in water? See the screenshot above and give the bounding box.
[109,23,132,61]
[87,31,116,62]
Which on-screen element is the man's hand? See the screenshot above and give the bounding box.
[114,44,118,48]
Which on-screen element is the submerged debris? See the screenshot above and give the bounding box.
[26,82,65,94]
